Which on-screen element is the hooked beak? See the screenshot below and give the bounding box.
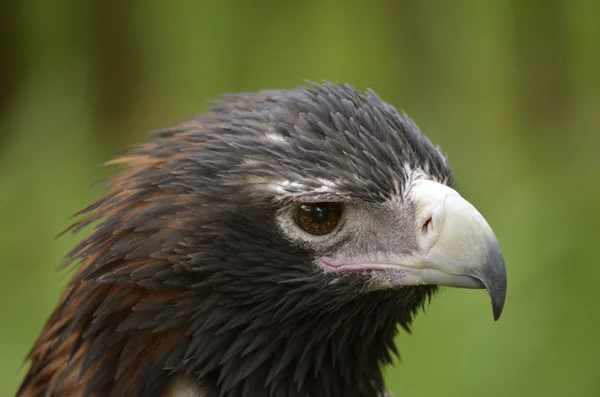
[403,180,507,320]
[321,180,507,320]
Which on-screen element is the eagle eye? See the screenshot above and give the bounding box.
[295,203,342,236]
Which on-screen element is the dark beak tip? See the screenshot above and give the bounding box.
[492,292,506,321]
[482,239,507,322]
[469,272,506,321]
[490,279,507,321]
[493,306,503,321]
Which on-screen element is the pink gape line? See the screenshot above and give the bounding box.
[319,257,402,273]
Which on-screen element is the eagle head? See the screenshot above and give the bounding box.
[18,82,506,397]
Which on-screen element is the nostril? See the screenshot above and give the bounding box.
[421,216,433,238]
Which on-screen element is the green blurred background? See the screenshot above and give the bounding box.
[1,1,598,396]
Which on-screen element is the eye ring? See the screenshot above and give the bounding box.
[294,202,343,236]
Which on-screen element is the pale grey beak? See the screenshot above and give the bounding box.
[406,180,507,320]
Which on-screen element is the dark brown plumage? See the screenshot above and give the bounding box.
[18,82,506,397]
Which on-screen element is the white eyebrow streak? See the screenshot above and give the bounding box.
[266,178,343,200]
[263,132,290,145]
[243,157,260,166]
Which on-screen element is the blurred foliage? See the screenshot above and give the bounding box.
[1,1,598,396]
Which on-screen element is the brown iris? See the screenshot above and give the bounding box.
[295,202,342,235]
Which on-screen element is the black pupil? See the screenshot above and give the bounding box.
[311,205,329,223]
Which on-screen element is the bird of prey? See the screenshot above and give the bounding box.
[17,82,506,397]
